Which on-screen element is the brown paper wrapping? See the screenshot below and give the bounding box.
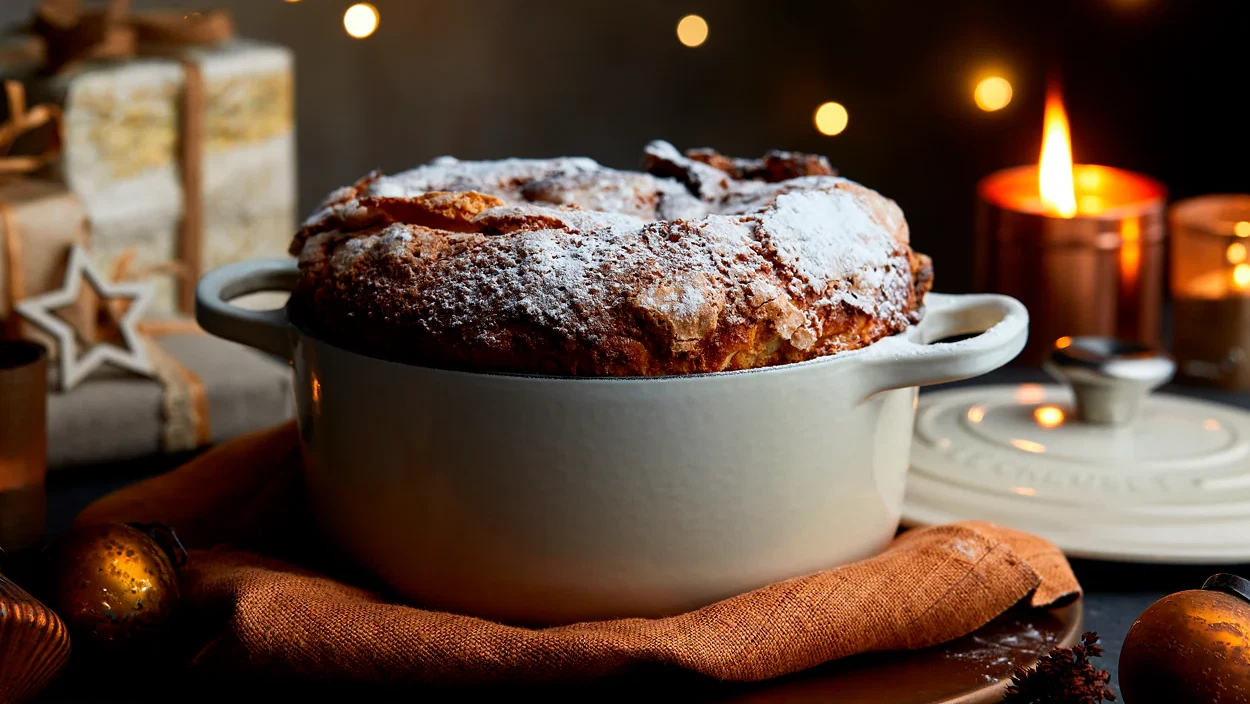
[0,176,94,350]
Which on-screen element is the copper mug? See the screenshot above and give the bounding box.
[0,340,47,552]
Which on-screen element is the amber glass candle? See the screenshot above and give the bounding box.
[1170,195,1250,389]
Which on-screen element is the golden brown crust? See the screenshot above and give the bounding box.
[683,147,838,181]
[290,143,933,376]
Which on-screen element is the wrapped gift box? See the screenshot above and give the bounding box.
[0,9,297,315]
[46,326,294,471]
[0,172,95,355]
[0,8,296,469]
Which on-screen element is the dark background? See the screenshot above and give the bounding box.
[1,3,1247,699]
[3,0,1249,292]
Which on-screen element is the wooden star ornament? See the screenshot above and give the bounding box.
[15,244,155,391]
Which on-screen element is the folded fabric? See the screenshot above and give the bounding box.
[76,422,1081,686]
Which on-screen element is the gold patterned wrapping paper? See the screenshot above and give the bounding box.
[0,37,297,315]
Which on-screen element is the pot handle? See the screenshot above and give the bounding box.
[856,293,1029,398]
[195,258,299,361]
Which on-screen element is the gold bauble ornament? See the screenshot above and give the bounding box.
[42,522,186,652]
[1119,573,1250,703]
[0,549,72,703]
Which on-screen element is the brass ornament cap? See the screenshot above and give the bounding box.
[42,523,183,652]
[0,567,72,704]
[1204,573,1250,604]
[1119,574,1250,704]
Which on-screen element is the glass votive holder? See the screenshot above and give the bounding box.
[1169,194,1250,389]
[0,339,47,552]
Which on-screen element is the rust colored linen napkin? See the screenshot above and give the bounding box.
[76,421,1080,686]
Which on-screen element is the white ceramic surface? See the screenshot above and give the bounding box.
[196,258,1028,624]
[905,383,1250,563]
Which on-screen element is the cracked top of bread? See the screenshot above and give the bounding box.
[287,140,933,376]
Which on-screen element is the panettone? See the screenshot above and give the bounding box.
[287,141,933,376]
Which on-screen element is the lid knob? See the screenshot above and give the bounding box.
[1042,337,1175,426]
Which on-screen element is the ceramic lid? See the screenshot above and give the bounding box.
[904,337,1250,563]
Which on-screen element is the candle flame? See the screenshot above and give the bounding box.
[1038,84,1077,218]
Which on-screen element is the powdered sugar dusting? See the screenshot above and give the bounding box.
[374,156,601,200]
[293,141,929,374]
[424,213,758,348]
[475,203,647,234]
[757,187,907,315]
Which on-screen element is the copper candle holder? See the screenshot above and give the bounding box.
[1169,194,1250,389]
[0,340,47,552]
[975,165,1167,366]
[974,83,1169,365]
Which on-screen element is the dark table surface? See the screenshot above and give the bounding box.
[26,366,1250,702]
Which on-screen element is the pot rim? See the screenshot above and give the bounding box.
[287,311,920,383]
[196,258,1030,395]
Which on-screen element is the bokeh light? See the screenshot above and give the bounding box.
[813,102,848,136]
[1236,221,1250,238]
[1033,405,1066,428]
[1010,438,1046,454]
[1229,243,1248,264]
[1236,264,1250,289]
[344,3,379,39]
[1016,383,1047,404]
[974,76,1013,111]
[676,15,708,48]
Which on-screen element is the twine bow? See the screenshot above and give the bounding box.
[33,0,235,74]
[0,81,62,176]
[110,247,212,452]
[0,80,66,337]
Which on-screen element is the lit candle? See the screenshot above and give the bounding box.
[975,82,1167,365]
[1170,195,1250,389]
[1171,196,1250,298]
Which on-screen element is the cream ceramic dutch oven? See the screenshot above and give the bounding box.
[196,258,1028,626]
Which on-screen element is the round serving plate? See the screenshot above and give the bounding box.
[904,338,1250,563]
[708,602,1083,704]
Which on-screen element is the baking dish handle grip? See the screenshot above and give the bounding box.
[195,258,299,361]
[857,293,1029,398]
